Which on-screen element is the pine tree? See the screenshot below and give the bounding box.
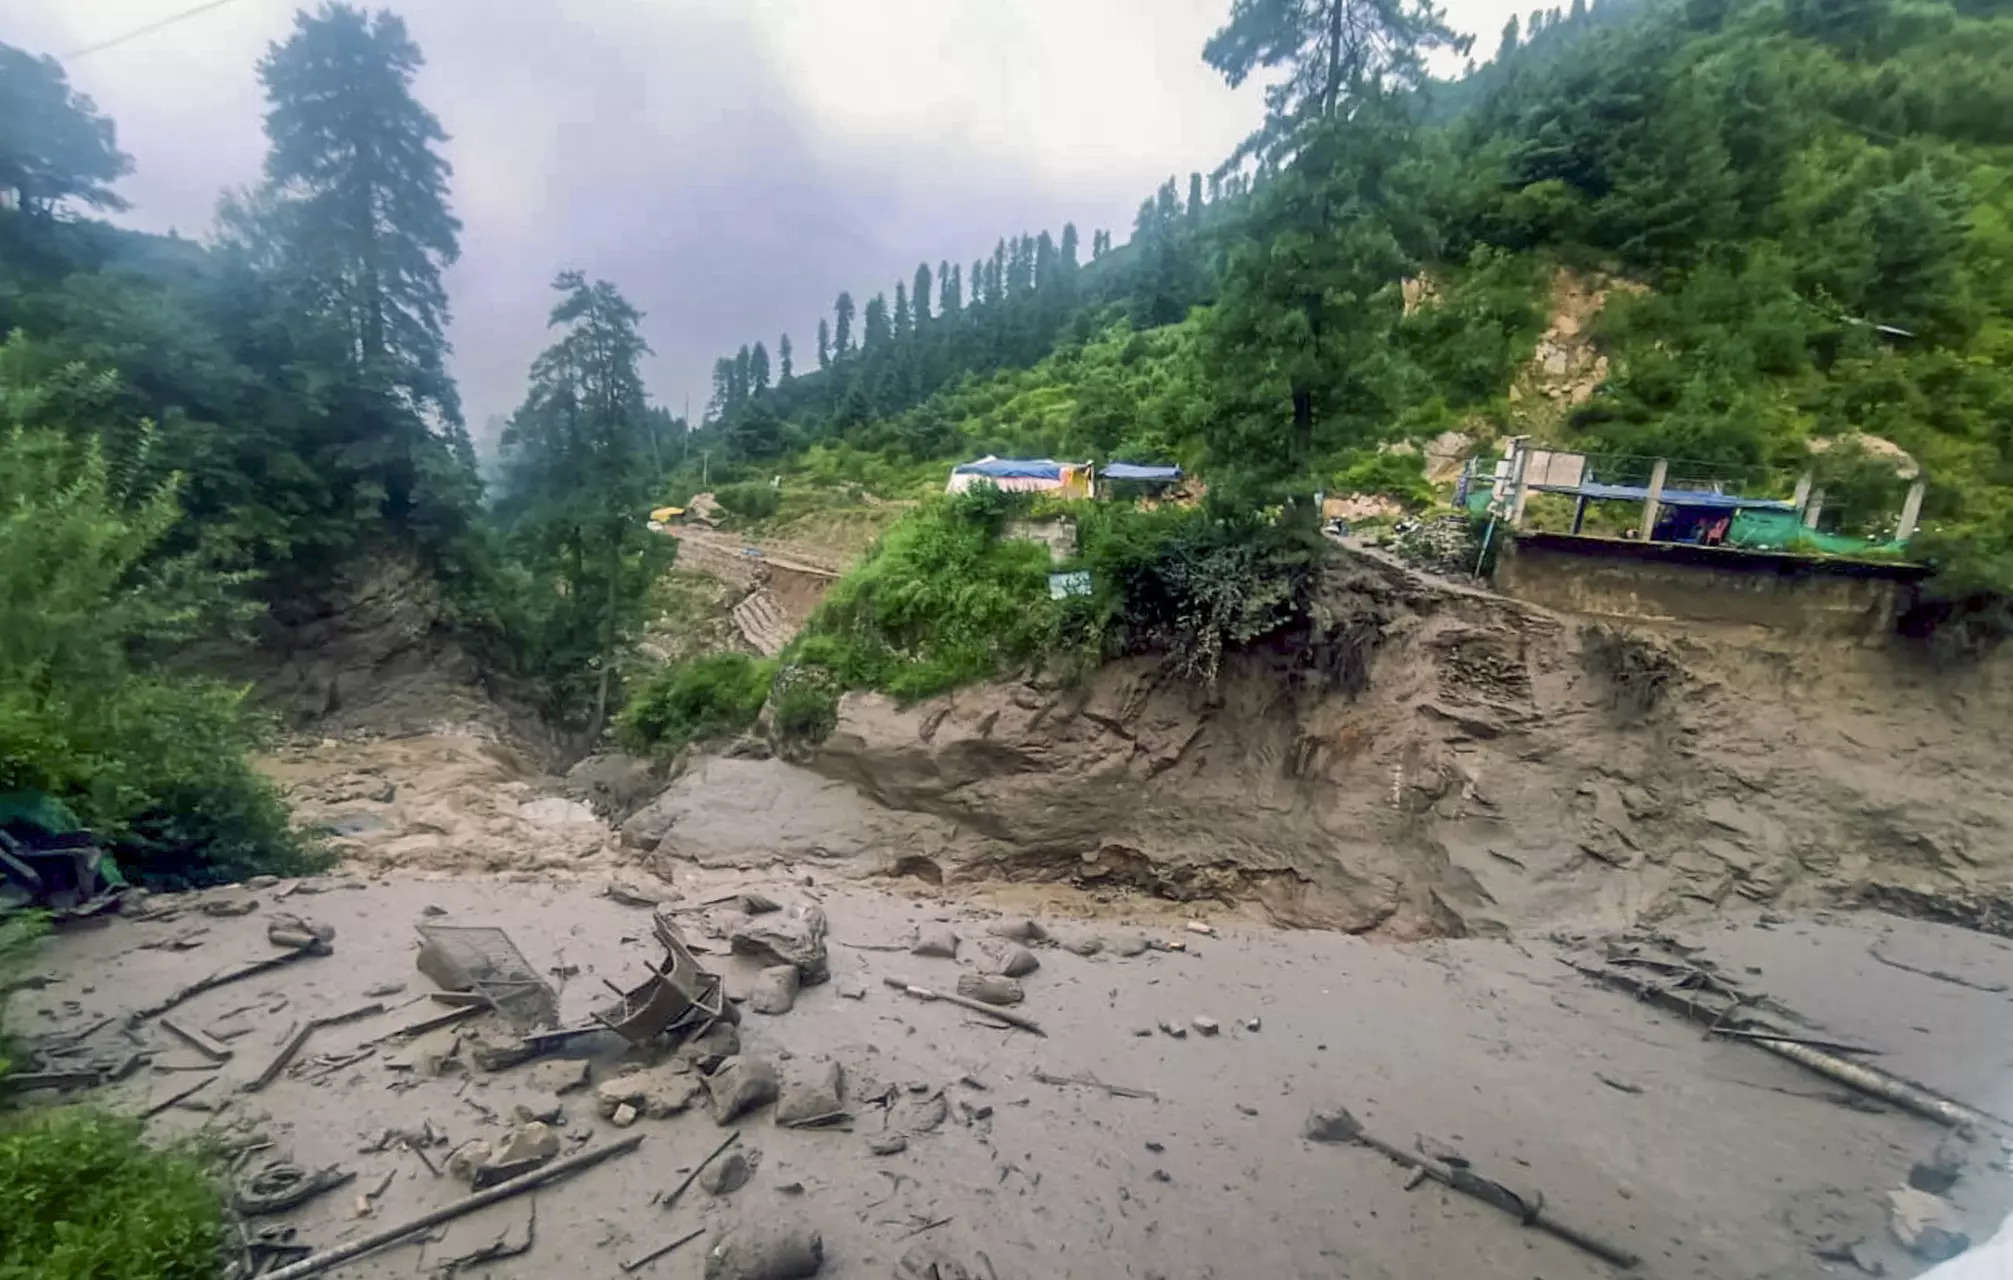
[777,333,793,383]
[863,293,890,351]
[1189,171,1205,223]
[733,345,751,405]
[1204,0,1467,164]
[1061,223,1080,273]
[253,2,469,520]
[942,263,962,319]
[0,45,132,214]
[750,340,771,394]
[1498,13,1521,61]
[1035,231,1057,291]
[894,280,910,337]
[833,291,855,356]
[912,262,933,329]
[816,318,831,370]
[971,258,986,307]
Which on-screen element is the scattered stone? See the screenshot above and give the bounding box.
[362,981,405,999]
[739,892,782,915]
[467,1028,539,1072]
[1145,1141,1164,1153]
[1192,1016,1220,1036]
[1063,935,1103,958]
[954,974,1024,1006]
[835,979,867,1000]
[702,1225,823,1280]
[730,907,830,985]
[1186,921,1215,936]
[446,1121,560,1184]
[868,1134,909,1156]
[1157,1020,1186,1040]
[1109,935,1149,958]
[986,919,1047,944]
[776,1061,845,1126]
[1303,1107,1361,1144]
[700,1148,757,1196]
[1151,1169,1172,1183]
[529,1057,592,1095]
[202,897,258,917]
[245,875,279,890]
[611,1103,638,1128]
[988,944,1040,978]
[1236,1104,1258,1116]
[1132,1027,1153,1037]
[674,1022,741,1074]
[1908,1137,1967,1195]
[596,1064,704,1119]
[906,1080,931,1093]
[749,965,801,1016]
[513,1101,563,1125]
[707,1056,781,1124]
[1887,1187,1970,1261]
[1245,1017,1262,1033]
[603,881,661,908]
[910,926,959,960]
[421,904,447,917]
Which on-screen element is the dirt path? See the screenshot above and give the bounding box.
[13,867,2011,1279]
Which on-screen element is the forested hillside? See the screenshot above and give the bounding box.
[7,0,2013,841]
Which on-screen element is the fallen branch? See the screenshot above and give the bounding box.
[1568,958,2001,1131]
[1709,1027,1882,1056]
[660,1130,740,1211]
[1031,1069,1158,1101]
[621,1226,705,1273]
[1867,945,2009,994]
[260,1135,643,1280]
[142,1075,213,1118]
[882,976,1045,1036]
[160,1017,233,1063]
[244,1022,314,1093]
[131,945,323,1021]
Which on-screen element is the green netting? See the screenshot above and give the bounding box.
[1724,509,1908,557]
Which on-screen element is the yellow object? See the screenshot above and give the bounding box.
[649,506,685,523]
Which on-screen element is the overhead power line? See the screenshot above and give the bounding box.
[64,0,251,62]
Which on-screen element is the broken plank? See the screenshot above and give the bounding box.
[160,1016,233,1063]
[363,1003,480,1046]
[142,1075,213,1118]
[131,945,323,1021]
[244,1021,314,1093]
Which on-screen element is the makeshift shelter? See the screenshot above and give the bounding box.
[945,457,1094,498]
[1099,462,1183,486]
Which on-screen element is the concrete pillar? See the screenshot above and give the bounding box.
[1803,487,1825,530]
[1637,458,1667,541]
[1509,447,1533,529]
[1896,479,1926,542]
[1791,471,1813,514]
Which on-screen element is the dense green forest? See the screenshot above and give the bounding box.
[7,0,2013,825]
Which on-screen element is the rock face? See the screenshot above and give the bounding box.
[628,547,2013,938]
[729,908,830,985]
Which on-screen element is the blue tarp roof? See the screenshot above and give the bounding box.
[952,457,1067,479]
[1533,481,1797,512]
[1100,463,1183,481]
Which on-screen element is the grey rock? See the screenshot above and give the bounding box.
[749,965,801,1015]
[362,981,406,998]
[910,926,959,959]
[1192,1016,1220,1036]
[989,943,1040,978]
[835,979,867,1000]
[868,1133,909,1155]
[528,1058,592,1095]
[1157,1020,1186,1039]
[1109,934,1149,958]
[611,1103,638,1128]
[1245,1017,1262,1033]
[700,1148,757,1196]
[985,919,1048,944]
[776,1061,845,1126]
[954,974,1024,1006]
[895,1090,948,1134]
[674,1023,741,1074]
[1888,1187,1970,1261]
[730,906,830,985]
[1304,1107,1362,1144]
[1063,935,1103,957]
[1908,1137,1966,1195]
[597,1065,705,1119]
[707,1055,781,1124]
[245,875,280,890]
[703,1225,823,1280]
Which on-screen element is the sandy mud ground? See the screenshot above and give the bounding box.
[11,867,2013,1279]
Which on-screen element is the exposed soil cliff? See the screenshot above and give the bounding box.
[624,548,2013,937]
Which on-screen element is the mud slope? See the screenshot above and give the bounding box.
[627,548,2013,937]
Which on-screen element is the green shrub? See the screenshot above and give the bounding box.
[619,652,776,752]
[770,665,840,744]
[0,912,48,1085]
[714,481,781,521]
[1332,448,1435,507]
[0,1109,223,1280]
[0,417,323,888]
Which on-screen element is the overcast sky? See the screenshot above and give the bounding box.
[8,0,1519,440]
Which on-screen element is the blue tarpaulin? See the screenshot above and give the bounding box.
[952,457,1067,479]
[1533,481,1797,512]
[1099,463,1183,482]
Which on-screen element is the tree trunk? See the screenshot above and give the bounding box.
[1292,385,1314,460]
[1324,0,1345,116]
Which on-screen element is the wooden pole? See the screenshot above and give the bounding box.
[882,976,1045,1036]
[261,1135,644,1280]
[1896,479,1926,542]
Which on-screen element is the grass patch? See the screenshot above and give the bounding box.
[0,1109,224,1280]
